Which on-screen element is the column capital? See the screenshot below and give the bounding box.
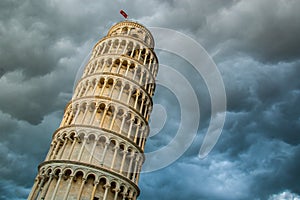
[113,187,121,193]
[83,135,89,140]
[37,174,44,180]
[104,106,109,111]
[113,146,120,150]
[134,122,141,127]
[128,150,135,157]
[93,180,99,185]
[122,112,128,117]
[136,89,141,95]
[130,117,135,122]
[57,172,63,178]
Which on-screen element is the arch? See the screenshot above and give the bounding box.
[99,77,106,88]
[85,173,96,184]
[88,133,96,141]
[53,168,62,177]
[73,170,85,181]
[133,44,140,59]
[126,42,134,56]
[114,58,121,67]
[98,135,108,144]
[78,132,86,142]
[107,78,114,86]
[121,27,128,34]
[98,103,106,112]
[109,139,118,147]
[45,168,52,175]
[110,180,120,194]
[121,60,128,71]
[119,184,128,197]
[117,108,125,116]
[119,143,126,151]
[62,168,73,178]
[68,132,76,140]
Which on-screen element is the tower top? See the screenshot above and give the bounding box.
[107,20,155,48]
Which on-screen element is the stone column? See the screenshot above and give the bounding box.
[113,187,121,200]
[63,175,74,200]
[89,139,98,163]
[50,173,62,200]
[76,177,86,200]
[100,107,109,128]
[110,146,120,170]
[119,150,128,174]
[77,136,88,161]
[119,113,127,134]
[100,142,110,166]
[90,180,100,200]
[109,109,118,130]
[103,184,111,200]
[67,137,77,160]
[40,173,53,199]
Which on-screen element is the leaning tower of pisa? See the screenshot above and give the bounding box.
[28,20,158,200]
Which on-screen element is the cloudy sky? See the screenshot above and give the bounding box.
[1,0,300,199]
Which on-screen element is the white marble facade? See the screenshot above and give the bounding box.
[28,21,158,200]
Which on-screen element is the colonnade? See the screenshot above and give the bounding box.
[46,128,144,184]
[60,100,150,149]
[73,75,154,115]
[28,163,138,200]
[109,24,153,47]
[82,56,157,94]
[90,38,158,78]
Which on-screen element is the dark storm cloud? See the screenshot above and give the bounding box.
[142,0,300,63]
[0,0,300,200]
[204,0,300,63]
[219,59,300,146]
[0,111,61,199]
[0,0,110,123]
[139,0,300,198]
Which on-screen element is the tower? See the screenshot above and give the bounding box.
[28,21,158,200]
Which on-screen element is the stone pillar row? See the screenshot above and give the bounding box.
[28,163,138,200]
[90,38,158,78]
[87,52,157,81]
[73,75,154,116]
[45,129,144,183]
[108,24,153,46]
[81,57,156,98]
[60,101,150,148]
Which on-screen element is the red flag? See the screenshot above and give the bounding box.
[120,10,128,19]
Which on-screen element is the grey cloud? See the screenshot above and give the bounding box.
[140,0,300,63]
[141,134,300,200]
[204,0,300,63]
[0,65,73,124]
[0,113,61,199]
[269,191,300,200]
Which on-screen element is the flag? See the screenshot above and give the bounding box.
[120,10,128,19]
